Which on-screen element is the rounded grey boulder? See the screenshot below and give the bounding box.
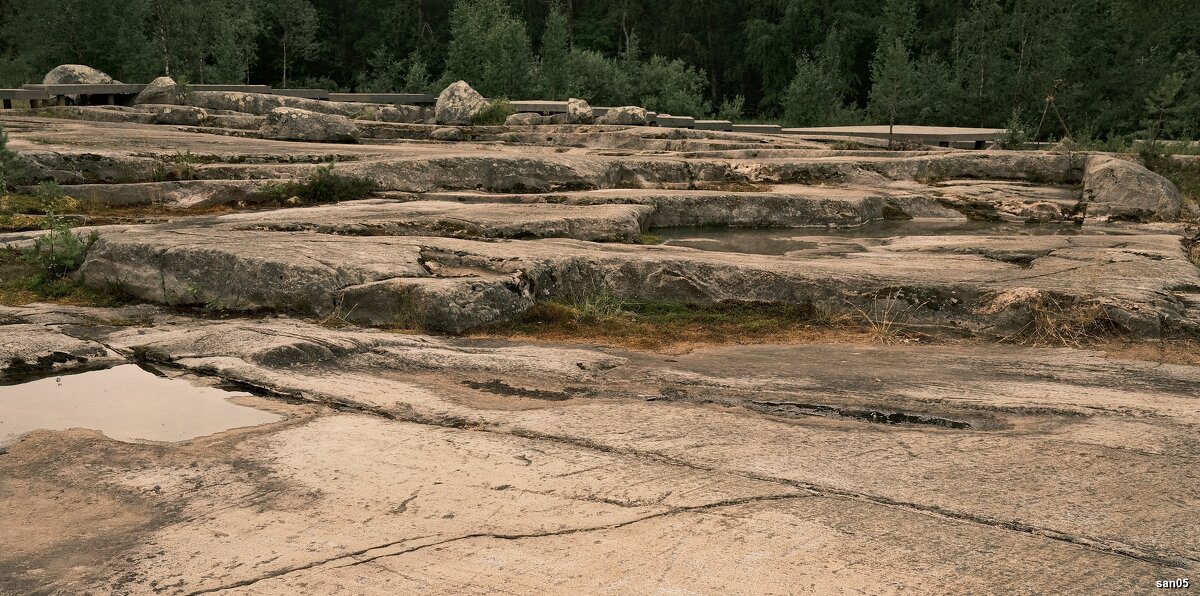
[135,76,186,105]
[1083,154,1181,222]
[42,64,120,85]
[598,106,649,126]
[567,98,594,124]
[261,107,360,143]
[435,81,488,125]
[505,113,544,126]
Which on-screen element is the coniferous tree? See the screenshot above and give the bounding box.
[539,2,570,99]
[868,0,917,139]
[870,38,913,143]
[783,28,855,126]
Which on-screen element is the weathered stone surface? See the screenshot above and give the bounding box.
[213,199,653,242]
[597,105,649,126]
[351,104,427,123]
[435,81,488,125]
[1083,154,1181,222]
[135,104,208,126]
[0,324,111,381]
[567,97,593,124]
[429,127,464,141]
[42,64,119,85]
[59,180,269,209]
[261,107,360,143]
[134,76,185,105]
[2,308,1197,594]
[505,112,543,126]
[76,227,1200,336]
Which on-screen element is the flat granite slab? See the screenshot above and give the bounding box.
[77,226,1200,336]
[0,309,1195,594]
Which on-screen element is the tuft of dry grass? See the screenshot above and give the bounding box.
[468,297,886,352]
[1003,295,1120,347]
[845,292,930,344]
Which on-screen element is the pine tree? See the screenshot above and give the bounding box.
[869,0,918,140]
[870,38,914,144]
[539,2,570,99]
[782,28,853,126]
[1142,71,1185,148]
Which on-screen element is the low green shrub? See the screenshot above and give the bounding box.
[259,164,377,205]
[471,99,516,125]
[28,212,98,283]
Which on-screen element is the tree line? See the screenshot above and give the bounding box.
[0,0,1196,140]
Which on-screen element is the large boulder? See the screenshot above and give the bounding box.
[135,76,186,105]
[566,98,593,124]
[597,106,649,126]
[1083,154,1181,222]
[261,107,360,143]
[435,81,488,125]
[42,64,120,85]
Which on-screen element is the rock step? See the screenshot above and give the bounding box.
[211,199,654,242]
[78,229,1200,337]
[384,183,1086,227]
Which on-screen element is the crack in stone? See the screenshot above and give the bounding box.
[38,322,1200,577]
[183,493,808,594]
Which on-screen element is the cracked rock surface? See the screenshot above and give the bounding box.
[0,308,1197,594]
[0,109,1197,594]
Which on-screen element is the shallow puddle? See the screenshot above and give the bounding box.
[0,364,282,446]
[656,220,1093,255]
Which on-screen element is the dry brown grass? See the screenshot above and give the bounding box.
[466,298,926,352]
[1096,338,1200,367]
[1001,296,1120,347]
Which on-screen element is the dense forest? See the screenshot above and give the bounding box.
[0,0,1197,140]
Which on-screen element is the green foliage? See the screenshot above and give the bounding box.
[782,26,858,126]
[635,55,710,117]
[868,37,914,134]
[471,99,516,126]
[538,2,570,99]
[259,164,376,205]
[0,0,1197,139]
[444,0,534,97]
[566,49,633,107]
[358,48,434,94]
[29,213,98,283]
[783,54,848,126]
[402,51,434,94]
[999,108,1030,150]
[716,95,745,122]
[263,0,320,87]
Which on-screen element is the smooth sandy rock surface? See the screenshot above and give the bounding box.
[0,309,1197,594]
